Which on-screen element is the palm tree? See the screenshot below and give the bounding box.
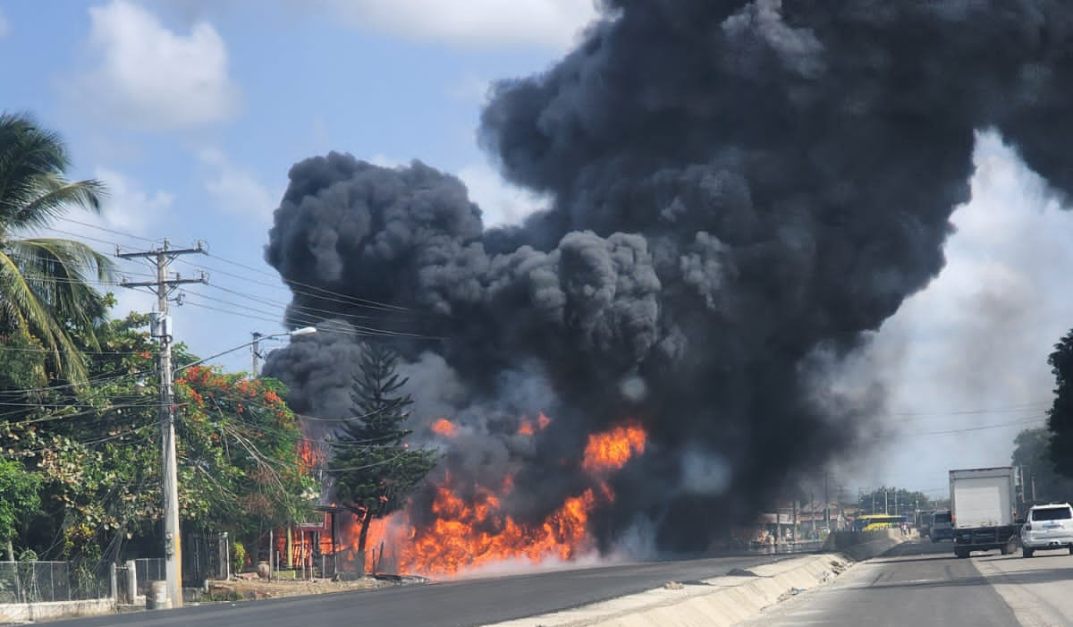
[0,112,115,383]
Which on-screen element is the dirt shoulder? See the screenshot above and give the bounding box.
[205,574,426,601]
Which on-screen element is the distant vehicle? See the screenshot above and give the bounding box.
[930,509,953,542]
[950,467,1019,558]
[1020,503,1073,558]
[853,514,907,532]
[916,510,935,538]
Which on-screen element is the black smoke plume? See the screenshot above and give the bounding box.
[263,0,1073,553]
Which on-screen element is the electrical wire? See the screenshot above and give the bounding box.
[54,217,161,245]
[205,251,413,313]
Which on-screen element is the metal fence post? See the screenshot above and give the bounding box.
[110,562,118,604]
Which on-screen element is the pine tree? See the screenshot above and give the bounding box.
[328,343,437,574]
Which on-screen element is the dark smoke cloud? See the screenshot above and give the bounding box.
[263,0,1073,553]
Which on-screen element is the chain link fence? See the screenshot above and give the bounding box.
[131,558,165,598]
[0,561,110,604]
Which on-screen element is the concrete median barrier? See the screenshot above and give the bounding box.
[480,532,907,627]
[478,553,847,627]
[823,529,905,561]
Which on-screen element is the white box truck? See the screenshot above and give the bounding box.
[949,467,1019,558]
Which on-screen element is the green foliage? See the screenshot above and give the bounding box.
[0,112,115,383]
[174,366,317,535]
[328,343,437,557]
[1047,329,1073,477]
[1014,428,1073,503]
[232,540,246,575]
[1,313,315,562]
[0,457,40,544]
[857,487,933,515]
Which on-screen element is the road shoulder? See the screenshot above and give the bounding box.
[973,551,1073,627]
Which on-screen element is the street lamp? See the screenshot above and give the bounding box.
[159,326,316,608]
[175,326,318,375]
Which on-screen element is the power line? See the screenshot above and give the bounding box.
[891,416,1049,438]
[889,401,1050,418]
[180,299,440,341]
[175,255,427,321]
[204,251,414,313]
[0,366,156,395]
[55,217,160,245]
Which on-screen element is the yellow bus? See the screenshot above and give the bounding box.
[853,514,907,532]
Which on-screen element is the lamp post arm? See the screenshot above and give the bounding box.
[173,327,316,375]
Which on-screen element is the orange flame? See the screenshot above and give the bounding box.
[517,412,552,436]
[398,486,596,575]
[297,440,325,474]
[431,418,458,437]
[582,422,647,473]
[332,418,647,577]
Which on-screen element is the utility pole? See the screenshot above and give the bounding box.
[792,499,797,543]
[824,473,830,531]
[810,491,815,535]
[251,332,263,376]
[119,240,206,609]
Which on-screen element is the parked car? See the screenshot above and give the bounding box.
[1021,503,1073,557]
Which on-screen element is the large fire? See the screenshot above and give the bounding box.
[326,417,648,577]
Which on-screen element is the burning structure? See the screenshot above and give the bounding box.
[263,1,1073,576]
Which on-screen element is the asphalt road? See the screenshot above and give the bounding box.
[741,540,1021,627]
[974,542,1073,625]
[55,554,795,627]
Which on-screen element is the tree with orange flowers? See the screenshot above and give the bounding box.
[2,312,315,565]
[173,365,317,543]
[328,343,437,574]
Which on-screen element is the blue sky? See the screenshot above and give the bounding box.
[2,0,1072,492]
[0,0,582,372]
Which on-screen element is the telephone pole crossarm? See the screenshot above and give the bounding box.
[120,276,207,289]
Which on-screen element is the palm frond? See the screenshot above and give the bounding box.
[0,249,89,382]
[0,113,110,384]
[0,112,104,231]
[7,238,114,329]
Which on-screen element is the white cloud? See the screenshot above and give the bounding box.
[368,153,404,168]
[49,168,173,316]
[198,148,278,223]
[321,0,599,50]
[0,8,11,38]
[457,162,548,228]
[92,166,174,238]
[73,0,239,131]
[857,130,1073,491]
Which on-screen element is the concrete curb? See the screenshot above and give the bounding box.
[0,598,115,624]
[479,533,908,627]
[478,553,849,627]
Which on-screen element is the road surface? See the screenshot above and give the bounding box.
[743,539,1073,626]
[56,554,796,627]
